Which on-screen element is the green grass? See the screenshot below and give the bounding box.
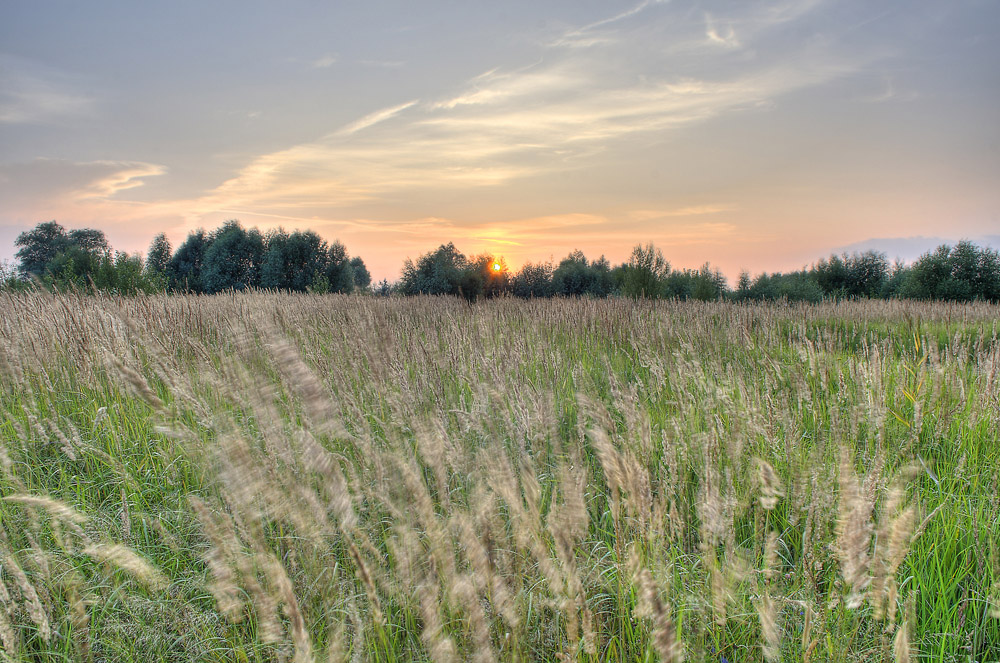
[0,293,998,661]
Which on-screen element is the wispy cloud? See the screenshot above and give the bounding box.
[0,55,93,124]
[332,100,419,136]
[311,53,338,68]
[76,162,166,199]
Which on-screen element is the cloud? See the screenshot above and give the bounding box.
[705,14,740,49]
[628,205,736,220]
[76,162,166,199]
[312,53,338,68]
[332,100,419,136]
[0,55,93,124]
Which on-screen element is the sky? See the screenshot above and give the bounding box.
[1,0,998,282]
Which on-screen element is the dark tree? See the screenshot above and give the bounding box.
[399,243,467,296]
[146,233,172,275]
[325,241,355,294]
[350,256,371,291]
[512,261,554,298]
[167,229,209,292]
[15,221,71,276]
[201,221,265,293]
[67,228,110,255]
[551,250,595,296]
[621,243,669,299]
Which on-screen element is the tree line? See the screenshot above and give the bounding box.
[5,220,369,295]
[4,220,1000,302]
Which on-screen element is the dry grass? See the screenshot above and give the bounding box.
[0,291,998,661]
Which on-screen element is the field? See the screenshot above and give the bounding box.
[0,292,997,662]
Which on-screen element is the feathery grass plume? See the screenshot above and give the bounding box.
[82,543,168,592]
[757,531,780,662]
[189,498,244,622]
[1,553,51,642]
[893,609,912,663]
[697,456,726,552]
[3,494,87,527]
[61,570,92,663]
[800,601,814,661]
[757,592,779,662]
[633,566,682,663]
[836,446,874,608]
[755,458,784,510]
[0,574,19,653]
[107,353,163,409]
[707,548,727,627]
[418,581,458,663]
[261,552,314,663]
[450,574,497,663]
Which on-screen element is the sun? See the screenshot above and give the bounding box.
[492,262,501,272]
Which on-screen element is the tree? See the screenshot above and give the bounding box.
[400,243,468,296]
[350,256,371,291]
[512,261,554,298]
[261,229,329,292]
[146,233,172,275]
[621,243,669,299]
[201,221,265,293]
[167,230,209,292]
[67,228,109,255]
[325,241,355,294]
[552,250,599,296]
[15,221,71,276]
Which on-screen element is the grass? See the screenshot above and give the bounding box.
[0,291,998,662]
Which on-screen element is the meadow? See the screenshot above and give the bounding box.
[0,292,997,662]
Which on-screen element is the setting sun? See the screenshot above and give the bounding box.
[492,262,501,272]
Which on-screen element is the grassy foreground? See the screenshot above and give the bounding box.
[0,292,997,662]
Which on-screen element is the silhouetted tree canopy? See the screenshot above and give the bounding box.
[146,233,172,275]
[201,221,265,293]
[7,220,1000,302]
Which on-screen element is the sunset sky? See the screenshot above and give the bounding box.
[2,0,998,282]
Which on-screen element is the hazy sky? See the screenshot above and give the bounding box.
[2,0,998,281]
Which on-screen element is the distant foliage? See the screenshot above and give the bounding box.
[8,220,1000,301]
[146,233,172,276]
[350,256,371,291]
[898,241,1000,302]
[201,221,265,293]
[621,242,670,299]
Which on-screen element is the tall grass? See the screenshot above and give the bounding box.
[0,292,997,661]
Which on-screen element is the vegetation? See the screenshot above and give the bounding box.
[9,220,1000,302]
[0,293,997,661]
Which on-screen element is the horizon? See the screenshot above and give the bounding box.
[2,1,998,282]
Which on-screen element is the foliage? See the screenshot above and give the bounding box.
[260,229,329,292]
[350,256,371,291]
[324,241,355,294]
[814,250,889,298]
[620,242,670,299]
[145,233,172,276]
[511,260,555,298]
[399,242,468,296]
[167,229,209,293]
[899,241,1000,301]
[201,221,265,293]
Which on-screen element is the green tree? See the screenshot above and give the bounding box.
[621,242,669,299]
[167,230,209,292]
[15,221,71,276]
[325,241,355,294]
[400,243,468,296]
[350,256,371,291]
[146,233,172,276]
[512,261,554,298]
[201,221,265,293]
